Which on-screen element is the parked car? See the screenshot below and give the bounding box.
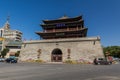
[93,58,112,65]
[5,56,18,63]
[0,58,5,62]
[112,57,120,62]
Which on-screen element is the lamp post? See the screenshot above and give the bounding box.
[67,49,71,59]
[37,49,41,59]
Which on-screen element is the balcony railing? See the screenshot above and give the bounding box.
[43,27,84,33]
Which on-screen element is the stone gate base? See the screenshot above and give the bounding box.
[20,37,104,63]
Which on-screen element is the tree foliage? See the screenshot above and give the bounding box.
[15,51,20,57]
[1,48,10,58]
[103,46,120,58]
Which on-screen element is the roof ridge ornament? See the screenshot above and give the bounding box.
[7,16,10,23]
[3,16,10,30]
[59,15,69,19]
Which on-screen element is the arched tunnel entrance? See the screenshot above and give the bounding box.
[51,48,62,62]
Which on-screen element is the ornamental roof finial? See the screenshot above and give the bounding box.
[7,15,10,22]
[3,16,10,30]
[59,14,69,19]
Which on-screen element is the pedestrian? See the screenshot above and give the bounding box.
[93,58,97,65]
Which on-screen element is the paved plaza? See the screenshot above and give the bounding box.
[0,62,120,80]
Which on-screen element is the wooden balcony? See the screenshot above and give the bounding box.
[44,27,85,33]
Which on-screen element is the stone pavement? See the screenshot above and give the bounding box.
[0,62,120,80]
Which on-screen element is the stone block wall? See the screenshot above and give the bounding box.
[20,37,104,63]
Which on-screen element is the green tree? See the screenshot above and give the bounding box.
[1,48,9,58]
[103,46,120,58]
[15,51,20,57]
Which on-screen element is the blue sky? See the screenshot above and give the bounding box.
[0,0,120,46]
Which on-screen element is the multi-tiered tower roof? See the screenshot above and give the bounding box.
[36,15,88,39]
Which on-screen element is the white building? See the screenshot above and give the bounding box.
[0,20,22,41]
[0,18,22,57]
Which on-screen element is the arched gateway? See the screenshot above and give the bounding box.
[51,48,62,62]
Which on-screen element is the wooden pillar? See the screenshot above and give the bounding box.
[67,27,69,31]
